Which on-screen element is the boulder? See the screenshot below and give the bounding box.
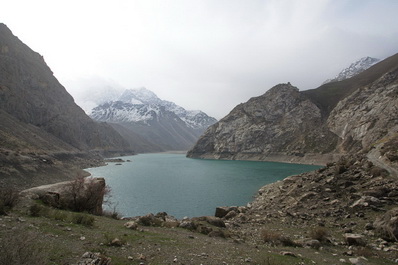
[344,233,366,246]
[110,238,123,247]
[301,239,321,249]
[373,207,398,242]
[179,220,197,230]
[348,257,368,265]
[351,196,382,208]
[205,216,226,227]
[76,252,111,265]
[20,177,106,215]
[225,210,238,219]
[124,221,138,230]
[137,213,162,226]
[215,206,238,218]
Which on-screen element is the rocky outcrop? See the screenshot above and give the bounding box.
[188,53,398,165]
[187,83,338,164]
[20,177,106,215]
[328,70,398,153]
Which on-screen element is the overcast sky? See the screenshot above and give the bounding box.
[2,0,398,119]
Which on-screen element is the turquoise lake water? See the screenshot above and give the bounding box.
[86,153,320,219]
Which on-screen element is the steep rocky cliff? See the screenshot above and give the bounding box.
[187,83,338,164]
[0,23,131,153]
[188,53,398,165]
[0,23,133,188]
[328,69,398,154]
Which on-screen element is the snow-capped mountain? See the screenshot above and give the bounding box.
[93,87,217,130]
[90,101,168,125]
[90,87,217,151]
[323,57,380,84]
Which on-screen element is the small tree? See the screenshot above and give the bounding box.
[62,176,107,215]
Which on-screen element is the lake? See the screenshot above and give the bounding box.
[86,153,320,219]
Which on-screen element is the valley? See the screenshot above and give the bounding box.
[0,21,398,265]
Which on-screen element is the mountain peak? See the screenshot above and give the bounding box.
[323,56,380,84]
[118,87,162,105]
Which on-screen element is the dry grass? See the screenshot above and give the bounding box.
[0,230,45,265]
[261,229,297,247]
[309,227,329,242]
[0,188,19,215]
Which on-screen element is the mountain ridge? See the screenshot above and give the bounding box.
[188,53,398,166]
[0,23,133,188]
[322,56,380,85]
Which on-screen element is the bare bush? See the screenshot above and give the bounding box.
[61,176,107,215]
[0,188,19,215]
[0,230,45,265]
[71,213,95,226]
[261,229,297,246]
[310,227,329,242]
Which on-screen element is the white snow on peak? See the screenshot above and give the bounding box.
[90,87,217,129]
[118,87,162,105]
[323,56,380,85]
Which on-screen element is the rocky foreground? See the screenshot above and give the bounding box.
[2,152,397,264]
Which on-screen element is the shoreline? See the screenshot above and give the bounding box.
[186,152,342,166]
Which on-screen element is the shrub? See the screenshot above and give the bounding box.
[354,246,374,258]
[261,229,296,246]
[102,210,121,220]
[369,166,388,177]
[310,227,329,242]
[336,165,347,174]
[0,188,19,215]
[103,233,125,247]
[62,176,109,215]
[29,204,44,217]
[50,210,68,221]
[0,230,45,265]
[71,213,95,226]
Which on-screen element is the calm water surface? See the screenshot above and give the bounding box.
[86,153,320,219]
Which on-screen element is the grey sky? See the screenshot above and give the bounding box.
[2,0,398,118]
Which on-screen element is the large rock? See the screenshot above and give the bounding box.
[344,233,366,246]
[373,207,398,242]
[215,206,238,218]
[20,177,106,215]
[76,252,111,265]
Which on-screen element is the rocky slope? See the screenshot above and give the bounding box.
[187,83,338,164]
[0,23,133,188]
[323,57,380,84]
[91,87,217,151]
[188,53,398,165]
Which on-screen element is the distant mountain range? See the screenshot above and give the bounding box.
[323,56,380,84]
[90,87,217,152]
